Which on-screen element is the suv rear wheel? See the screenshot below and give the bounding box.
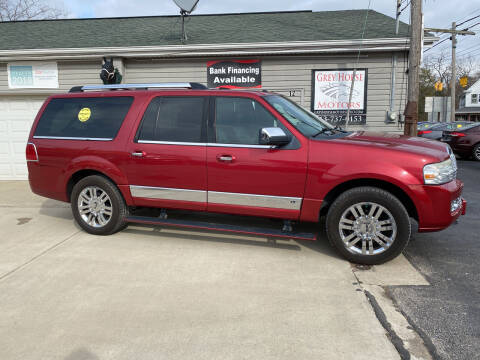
[71,175,128,235]
[326,186,411,265]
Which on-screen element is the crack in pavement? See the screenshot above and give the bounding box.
[0,230,81,283]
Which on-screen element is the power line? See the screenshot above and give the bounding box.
[457,14,480,27]
[455,7,480,24]
[400,0,410,13]
[424,37,449,52]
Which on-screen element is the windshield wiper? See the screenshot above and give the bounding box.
[311,128,335,137]
[333,125,348,133]
[311,125,348,137]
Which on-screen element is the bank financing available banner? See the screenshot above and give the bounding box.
[311,69,368,125]
[207,59,261,88]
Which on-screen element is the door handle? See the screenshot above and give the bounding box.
[217,154,235,162]
[131,150,146,158]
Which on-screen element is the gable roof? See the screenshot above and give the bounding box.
[0,10,410,50]
[464,78,480,93]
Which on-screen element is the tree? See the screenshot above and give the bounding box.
[0,0,66,21]
[419,51,480,121]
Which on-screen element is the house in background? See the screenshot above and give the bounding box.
[456,78,480,122]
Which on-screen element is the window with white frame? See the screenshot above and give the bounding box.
[472,94,478,104]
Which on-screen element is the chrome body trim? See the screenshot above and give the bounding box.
[137,141,272,149]
[129,186,303,210]
[208,191,302,210]
[138,140,206,146]
[261,127,287,138]
[130,185,207,202]
[207,143,271,149]
[26,142,39,162]
[33,136,113,141]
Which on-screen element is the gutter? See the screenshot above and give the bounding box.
[0,38,437,62]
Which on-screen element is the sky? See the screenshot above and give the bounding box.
[59,0,480,66]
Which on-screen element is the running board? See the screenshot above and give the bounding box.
[125,215,317,241]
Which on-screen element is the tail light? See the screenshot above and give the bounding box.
[26,143,38,162]
[450,132,466,137]
[418,130,432,135]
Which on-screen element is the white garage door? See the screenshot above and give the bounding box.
[0,96,46,180]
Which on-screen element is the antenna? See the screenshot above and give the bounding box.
[172,0,199,41]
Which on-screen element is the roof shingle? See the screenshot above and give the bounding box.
[0,10,411,51]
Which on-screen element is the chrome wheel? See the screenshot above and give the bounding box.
[339,202,397,255]
[474,145,480,160]
[77,186,113,228]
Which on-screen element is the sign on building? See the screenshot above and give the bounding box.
[7,62,59,89]
[207,59,261,88]
[311,69,368,125]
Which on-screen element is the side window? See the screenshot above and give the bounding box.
[214,97,284,145]
[34,97,133,139]
[472,94,478,104]
[137,97,206,143]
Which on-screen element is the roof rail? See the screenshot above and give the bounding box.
[69,82,207,92]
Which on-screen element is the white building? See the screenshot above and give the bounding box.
[457,78,480,122]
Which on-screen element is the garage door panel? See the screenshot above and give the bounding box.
[11,120,32,134]
[0,164,13,178]
[14,163,28,178]
[0,96,46,180]
[0,142,9,155]
[12,140,27,155]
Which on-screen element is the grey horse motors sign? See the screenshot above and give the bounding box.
[311,69,368,125]
[207,60,261,88]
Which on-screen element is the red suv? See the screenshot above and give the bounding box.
[26,83,466,264]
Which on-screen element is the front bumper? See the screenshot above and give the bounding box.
[408,179,466,232]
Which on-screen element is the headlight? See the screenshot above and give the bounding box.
[423,158,457,185]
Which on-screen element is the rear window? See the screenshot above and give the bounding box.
[34,97,134,139]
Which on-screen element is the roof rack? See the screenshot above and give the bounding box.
[69,82,207,93]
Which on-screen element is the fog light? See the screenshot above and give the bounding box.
[450,197,462,214]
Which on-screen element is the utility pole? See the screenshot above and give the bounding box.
[422,26,475,123]
[451,22,457,123]
[404,0,422,136]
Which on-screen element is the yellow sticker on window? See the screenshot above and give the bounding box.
[457,124,462,128]
[78,108,91,122]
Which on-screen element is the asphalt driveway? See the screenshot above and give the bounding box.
[388,159,480,360]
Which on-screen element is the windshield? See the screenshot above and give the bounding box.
[265,95,334,136]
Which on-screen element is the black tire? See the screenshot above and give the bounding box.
[473,143,480,161]
[326,186,411,265]
[71,175,128,235]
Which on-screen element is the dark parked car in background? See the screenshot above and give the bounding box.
[418,122,474,141]
[442,123,480,160]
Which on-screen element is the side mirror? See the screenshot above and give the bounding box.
[259,127,291,146]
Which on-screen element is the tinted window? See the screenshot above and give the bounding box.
[214,97,285,144]
[137,97,206,143]
[265,95,332,137]
[35,97,133,139]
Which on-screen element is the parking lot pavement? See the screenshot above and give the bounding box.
[388,160,480,360]
[0,181,403,360]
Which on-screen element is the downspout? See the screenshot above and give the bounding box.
[389,11,401,121]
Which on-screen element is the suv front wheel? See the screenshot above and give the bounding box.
[71,175,128,235]
[326,187,411,265]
